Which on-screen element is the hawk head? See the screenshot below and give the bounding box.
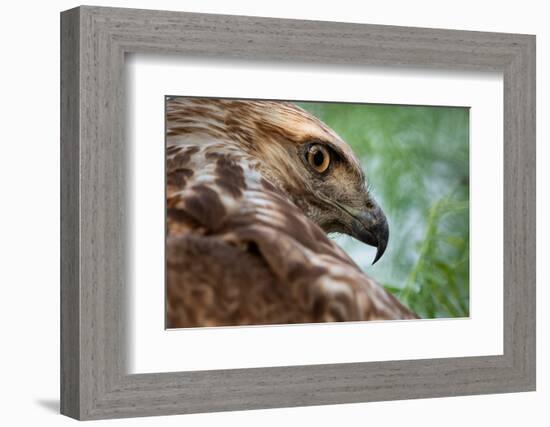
[167,98,389,264]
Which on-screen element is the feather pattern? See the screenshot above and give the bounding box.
[166,97,417,327]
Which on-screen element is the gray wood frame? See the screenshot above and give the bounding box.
[60,5,536,420]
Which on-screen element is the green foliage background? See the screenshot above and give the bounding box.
[297,102,470,318]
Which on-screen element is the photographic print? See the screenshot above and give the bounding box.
[165,97,469,328]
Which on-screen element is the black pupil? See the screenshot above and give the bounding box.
[313,149,324,167]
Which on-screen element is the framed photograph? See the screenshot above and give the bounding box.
[60,6,535,420]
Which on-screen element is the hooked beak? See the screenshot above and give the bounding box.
[340,201,389,264]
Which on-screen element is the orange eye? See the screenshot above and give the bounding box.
[307,144,330,173]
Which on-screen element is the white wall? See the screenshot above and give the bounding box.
[0,0,546,425]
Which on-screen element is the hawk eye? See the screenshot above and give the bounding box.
[306,144,330,173]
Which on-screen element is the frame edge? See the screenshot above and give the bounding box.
[60,6,82,420]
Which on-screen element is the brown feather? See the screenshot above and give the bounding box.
[166,97,417,328]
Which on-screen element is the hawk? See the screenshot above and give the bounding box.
[166,97,416,328]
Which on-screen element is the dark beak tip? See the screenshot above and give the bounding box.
[347,202,389,265]
[350,225,388,265]
[371,239,387,265]
[371,247,384,265]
